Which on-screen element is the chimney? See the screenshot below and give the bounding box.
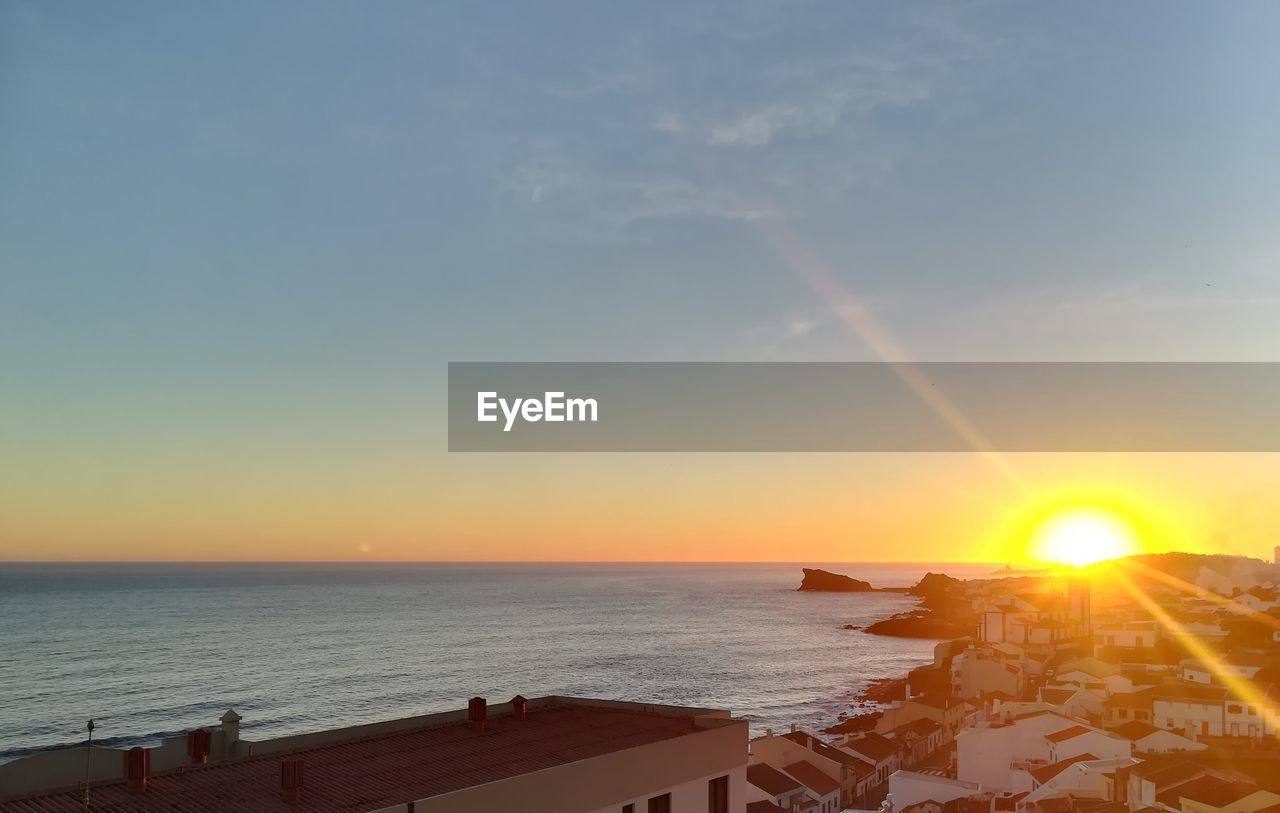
[123,747,150,792]
[187,729,212,765]
[280,758,305,803]
[510,695,528,719]
[765,728,774,738]
[790,723,797,734]
[468,697,487,731]
[220,708,242,745]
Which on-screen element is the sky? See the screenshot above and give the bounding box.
[2,1,1280,562]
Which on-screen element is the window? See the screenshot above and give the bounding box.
[708,775,729,813]
[624,806,635,813]
[648,793,671,813]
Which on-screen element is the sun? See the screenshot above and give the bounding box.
[1031,508,1138,567]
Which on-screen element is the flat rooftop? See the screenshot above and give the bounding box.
[0,701,706,812]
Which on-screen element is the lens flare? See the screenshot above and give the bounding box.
[1032,508,1137,567]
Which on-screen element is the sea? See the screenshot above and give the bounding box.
[0,562,998,763]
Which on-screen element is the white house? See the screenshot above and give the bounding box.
[1037,687,1105,720]
[1094,622,1158,650]
[1051,657,1133,697]
[956,711,1088,792]
[752,728,874,808]
[746,763,810,812]
[1235,587,1279,613]
[888,771,980,811]
[780,760,843,813]
[1021,757,1136,810]
[1110,720,1206,754]
[953,644,1028,701]
[837,732,902,786]
[1044,724,1132,764]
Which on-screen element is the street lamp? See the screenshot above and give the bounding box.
[82,719,96,811]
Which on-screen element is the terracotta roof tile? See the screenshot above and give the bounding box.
[748,763,803,798]
[1031,753,1097,785]
[1045,725,1093,743]
[782,760,840,797]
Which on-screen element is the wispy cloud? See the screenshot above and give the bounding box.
[707,105,808,146]
[497,2,1018,237]
[547,70,651,99]
[651,112,687,134]
[701,40,991,148]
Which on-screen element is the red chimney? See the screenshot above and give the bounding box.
[123,747,150,792]
[281,758,305,803]
[510,695,528,719]
[187,729,212,764]
[468,697,487,731]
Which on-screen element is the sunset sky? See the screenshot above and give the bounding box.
[3,2,1280,562]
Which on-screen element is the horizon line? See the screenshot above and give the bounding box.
[0,559,1012,566]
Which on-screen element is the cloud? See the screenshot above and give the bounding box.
[495,2,1018,236]
[547,70,650,99]
[702,56,941,147]
[615,177,777,225]
[741,309,849,360]
[652,112,687,135]
[500,144,778,243]
[707,105,805,146]
[786,317,820,338]
[694,5,1010,148]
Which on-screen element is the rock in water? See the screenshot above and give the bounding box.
[797,568,874,592]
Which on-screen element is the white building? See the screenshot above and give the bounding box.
[1094,621,1158,649]
[1036,687,1104,720]
[752,728,874,809]
[1051,656,1134,697]
[779,761,843,813]
[956,711,1090,792]
[1043,724,1132,764]
[1235,587,1279,613]
[0,696,750,813]
[746,763,810,812]
[887,771,980,811]
[1021,757,1136,810]
[1110,720,1206,754]
[1150,683,1280,739]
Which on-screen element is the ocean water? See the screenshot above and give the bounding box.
[0,562,996,762]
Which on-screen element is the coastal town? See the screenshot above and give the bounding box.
[2,553,1278,813]
[744,552,1280,813]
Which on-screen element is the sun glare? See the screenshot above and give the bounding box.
[1032,508,1137,567]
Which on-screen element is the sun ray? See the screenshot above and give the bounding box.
[753,217,1035,497]
[1121,558,1280,631]
[1103,562,1280,733]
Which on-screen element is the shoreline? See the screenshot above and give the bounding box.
[808,567,971,736]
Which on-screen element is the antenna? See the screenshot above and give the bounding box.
[82,719,95,811]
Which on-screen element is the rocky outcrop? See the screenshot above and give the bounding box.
[908,571,963,597]
[864,571,977,638]
[864,611,973,639]
[797,568,875,592]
